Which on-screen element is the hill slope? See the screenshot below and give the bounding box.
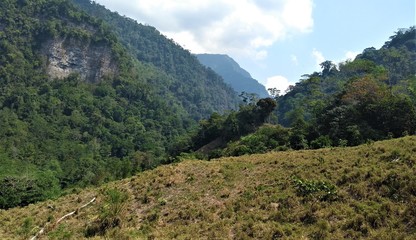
[1,136,415,239]
[196,54,269,98]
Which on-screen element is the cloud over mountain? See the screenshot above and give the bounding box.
[94,0,314,57]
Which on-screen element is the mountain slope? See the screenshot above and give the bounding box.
[70,0,240,119]
[1,136,415,239]
[196,54,269,98]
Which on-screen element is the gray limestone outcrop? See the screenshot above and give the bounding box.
[41,37,117,83]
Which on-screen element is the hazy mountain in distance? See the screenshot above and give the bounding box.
[196,54,269,98]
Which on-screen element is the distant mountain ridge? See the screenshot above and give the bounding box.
[196,54,269,98]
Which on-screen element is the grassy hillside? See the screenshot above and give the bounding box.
[1,136,415,239]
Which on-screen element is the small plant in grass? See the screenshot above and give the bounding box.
[292,176,338,201]
[317,156,325,165]
[85,188,129,237]
[158,197,167,206]
[310,220,330,239]
[18,217,34,237]
[48,224,72,240]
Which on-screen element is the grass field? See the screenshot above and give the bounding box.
[1,136,415,239]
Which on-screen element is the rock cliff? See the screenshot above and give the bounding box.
[41,37,117,83]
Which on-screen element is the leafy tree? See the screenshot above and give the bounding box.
[268,87,281,98]
[320,60,337,78]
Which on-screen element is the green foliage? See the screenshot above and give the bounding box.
[223,124,290,157]
[316,82,416,145]
[0,172,60,209]
[48,224,73,240]
[310,135,332,149]
[101,188,129,224]
[292,177,338,202]
[289,118,309,150]
[0,0,414,213]
[188,98,278,156]
[18,217,34,237]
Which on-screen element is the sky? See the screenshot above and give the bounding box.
[93,0,415,93]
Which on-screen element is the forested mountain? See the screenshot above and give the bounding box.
[276,27,415,128]
[0,0,238,209]
[196,54,269,98]
[70,0,239,119]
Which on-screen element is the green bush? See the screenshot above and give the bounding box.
[223,124,290,157]
[310,135,332,149]
[292,177,338,201]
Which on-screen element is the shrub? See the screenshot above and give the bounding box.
[292,177,338,201]
[223,124,290,156]
[310,135,332,149]
[85,188,129,237]
[17,217,34,237]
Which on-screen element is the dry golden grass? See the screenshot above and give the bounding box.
[1,136,415,239]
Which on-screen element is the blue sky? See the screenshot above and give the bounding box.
[94,0,415,93]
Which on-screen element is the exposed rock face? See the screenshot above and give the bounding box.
[41,37,117,83]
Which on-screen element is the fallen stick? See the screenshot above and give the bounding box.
[29,197,96,240]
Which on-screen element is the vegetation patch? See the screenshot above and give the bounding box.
[292,177,338,202]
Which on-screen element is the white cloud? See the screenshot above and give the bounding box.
[312,48,325,68]
[94,0,314,58]
[255,50,268,60]
[164,31,206,53]
[265,75,293,94]
[344,51,360,61]
[281,0,314,32]
[333,50,361,67]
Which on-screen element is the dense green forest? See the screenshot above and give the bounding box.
[183,27,415,159]
[0,0,238,209]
